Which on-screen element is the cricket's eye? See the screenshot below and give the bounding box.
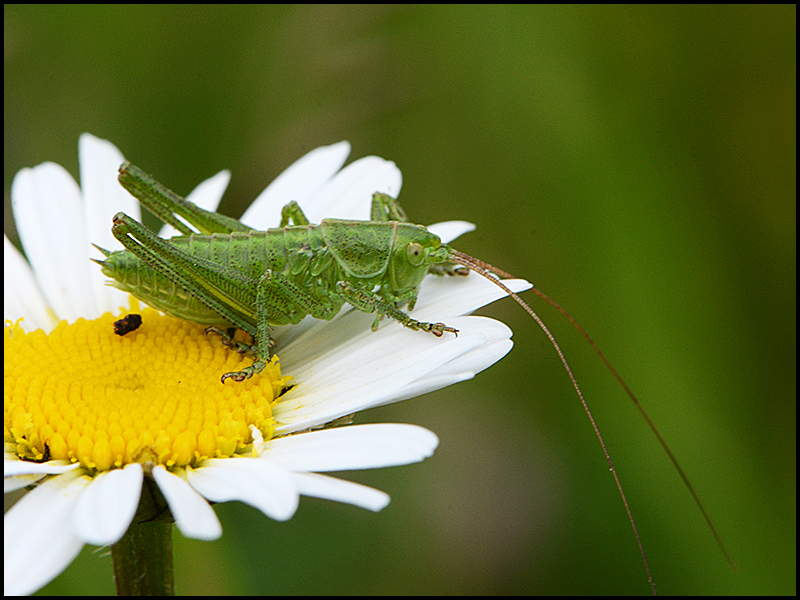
[406,242,424,266]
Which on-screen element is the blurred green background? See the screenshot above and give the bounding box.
[4,5,794,595]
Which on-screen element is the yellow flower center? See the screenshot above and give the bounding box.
[4,306,293,473]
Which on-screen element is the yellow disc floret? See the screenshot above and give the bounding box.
[4,306,293,472]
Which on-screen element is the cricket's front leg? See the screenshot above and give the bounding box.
[335,281,458,337]
[427,262,470,277]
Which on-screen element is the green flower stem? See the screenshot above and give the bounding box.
[111,478,175,595]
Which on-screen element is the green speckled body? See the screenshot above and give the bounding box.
[97,162,460,383]
[100,219,448,330]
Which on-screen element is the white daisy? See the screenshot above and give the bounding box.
[4,135,531,595]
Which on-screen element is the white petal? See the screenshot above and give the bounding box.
[72,463,143,546]
[241,141,351,229]
[4,473,45,493]
[274,319,503,432]
[11,162,98,322]
[267,253,528,429]
[80,134,133,241]
[291,472,390,512]
[362,317,515,410]
[185,169,231,213]
[3,470,90,596]
[388,371,476,403]
[263,424,438,471]
[80,134,139,315]
[412,335,513,382]
[388,320,515,402]
[306,154,403,222]
[187,458,299,522]
[427,220,476,244]
[4,457,81,478]
[151,466,222,541]
[4,236,57,331]
[411,274,532,322]
[159,169,232,238]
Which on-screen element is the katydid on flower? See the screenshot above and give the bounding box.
[94,161,734,594]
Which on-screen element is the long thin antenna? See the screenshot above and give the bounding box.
[449,250,737,592]
[526,286,736,572]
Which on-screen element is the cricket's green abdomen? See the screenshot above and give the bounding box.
[99,245,237,327]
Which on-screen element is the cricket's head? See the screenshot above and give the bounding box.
[387,223,455,292]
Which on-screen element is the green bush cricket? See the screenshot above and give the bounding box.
[95,161,734,594]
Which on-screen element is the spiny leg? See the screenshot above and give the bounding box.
[427,262,470,277]
[370,192,409,222]
[118,162,253,235]
[220,269,344,383]
[219,270,291,384]
[336,281,458,337]
[205,326,260,356]
[279,201,311,227]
